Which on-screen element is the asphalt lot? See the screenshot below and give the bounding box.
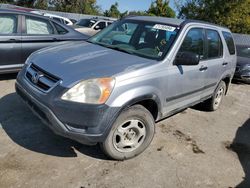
[0,75,249,188]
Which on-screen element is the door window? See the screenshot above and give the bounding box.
[52,17,64,24]
[206,29,223,58]
[179,28,204,59]
[26,16,54,35]
[0,14,18,34]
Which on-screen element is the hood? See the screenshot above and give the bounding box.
[237,56,250,67]
[31,41,155,87]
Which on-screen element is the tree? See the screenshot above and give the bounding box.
[148,0,175,18]
[177,0,250,34]
[15,0,36,8]
[104,2,120,18]
[34,0,48,9]
[127,11,148,16]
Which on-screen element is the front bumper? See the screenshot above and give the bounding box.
[15,71,121,145]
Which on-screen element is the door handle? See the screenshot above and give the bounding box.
[222,62,228,66]
[199,66,208,71]
[8,38,20,42]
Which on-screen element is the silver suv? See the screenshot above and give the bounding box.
[16,16,236,160]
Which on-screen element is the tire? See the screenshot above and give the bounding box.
[203,81,226,111]
[101,105,155,160]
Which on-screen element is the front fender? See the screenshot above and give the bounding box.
[106,86,163,117]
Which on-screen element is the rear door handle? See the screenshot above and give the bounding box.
[222,62,228,66]
[199,66,208,71]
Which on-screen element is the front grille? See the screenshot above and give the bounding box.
[25,63,60,92]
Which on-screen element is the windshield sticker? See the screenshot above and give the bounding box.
[153,24,176,31]
[158,52,163,56]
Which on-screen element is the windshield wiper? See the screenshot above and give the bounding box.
[90,41,134,55]
[106,45,134,55]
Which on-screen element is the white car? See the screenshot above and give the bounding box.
[31,11,73,26]
[75,18,114,36]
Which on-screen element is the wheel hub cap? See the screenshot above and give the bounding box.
[113,119,146,152]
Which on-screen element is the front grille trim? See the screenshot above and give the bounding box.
[25,63,61,93]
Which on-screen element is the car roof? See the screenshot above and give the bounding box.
[0,8,53,20]
[125,16,229,30]
[126,16,184,26]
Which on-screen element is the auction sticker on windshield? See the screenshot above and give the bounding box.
[153,24,176,31]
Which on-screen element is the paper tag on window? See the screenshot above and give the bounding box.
[153,24,176,32]
[158,52,163,56]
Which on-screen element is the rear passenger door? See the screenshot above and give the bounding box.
[0,13,22,68]
[21,15,59,63]
[201,29,224,98]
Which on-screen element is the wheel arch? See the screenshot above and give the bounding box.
[221,75,231,95]
[121,94,162,121]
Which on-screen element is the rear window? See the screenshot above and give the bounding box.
[222,31,235,55]
[26,16,54,35]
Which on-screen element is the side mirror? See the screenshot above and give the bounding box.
[94,25,100,30]
[174,52,200,66]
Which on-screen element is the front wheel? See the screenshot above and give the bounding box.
[101,105,155,160]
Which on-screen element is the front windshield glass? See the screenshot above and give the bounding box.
[237,45,250,58]
[88,19,179,60]
[76,19,97,28]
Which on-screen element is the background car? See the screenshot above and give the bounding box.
[31,11,74,26]
[74,18,114,36]
[234,45,250,83]
[0,9,88,74]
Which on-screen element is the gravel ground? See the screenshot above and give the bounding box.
[0,75,249,188]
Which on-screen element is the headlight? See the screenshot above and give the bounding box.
[61,78,115,104]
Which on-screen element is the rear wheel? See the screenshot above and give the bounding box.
[203,81,226,111]
[101,105,155,160]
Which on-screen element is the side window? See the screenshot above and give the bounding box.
[0,14,18,34]
[53,17,63,24]
[26,16,54,35]
[206,29,223,58]
[179,28,204,59]
[222,31,235,55]
[65,20,70,25]
[96,22,106,30]
[54,23,68,35]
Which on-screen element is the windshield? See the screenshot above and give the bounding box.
[88,19,179,60]
[237,45,250,58]
[76,19,97,28]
